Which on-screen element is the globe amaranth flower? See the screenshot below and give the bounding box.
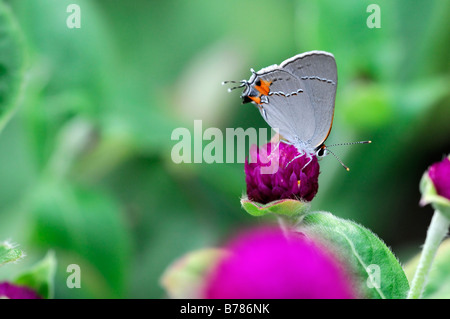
[204,227,355,299]
[428,156,450,201]
[245,142,320,204]
[420,155,450,218]
[0,282,41,299]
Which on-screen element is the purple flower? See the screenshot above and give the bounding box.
[245,142,320,204]
[204,227,355,299]
[428,156,450,201]
[0,282,42,299]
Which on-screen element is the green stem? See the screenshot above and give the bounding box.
[277,216,291,236]
[277,215,300,239]
[408,210,450,299]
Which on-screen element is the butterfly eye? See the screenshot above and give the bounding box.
[255,79,261,86]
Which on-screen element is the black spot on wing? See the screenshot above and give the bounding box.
[300,76,336,85]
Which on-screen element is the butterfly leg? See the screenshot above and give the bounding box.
[255,103,269,121]
[286,151,314,171]
[301,154,313,171]
[285,150,305,169]
[261,106,268,121]
[268,140,281,159]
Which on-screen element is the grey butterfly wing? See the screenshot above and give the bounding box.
[280,51,337,148]
[256,69,316,144]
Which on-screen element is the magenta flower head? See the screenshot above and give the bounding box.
[0,282,42,299]
[420,155,450,218]
[245,142,320,204]
[204,227,355,299]
[428,156,450,201]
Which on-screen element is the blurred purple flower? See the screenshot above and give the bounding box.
[245,142,320,204]
[0,282,41,299]
[428,156,450,201]
[204,227,355,299]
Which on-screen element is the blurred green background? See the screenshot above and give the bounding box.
[0,0,448,298]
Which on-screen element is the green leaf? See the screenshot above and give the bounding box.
[0,1,26,132]
[241,196,310,219]
[404,238,450,299]
[27,180,131,298]
[160,248,226,299]
[297,212,409,299]
[14,251,56,299]
[0,241,24,266]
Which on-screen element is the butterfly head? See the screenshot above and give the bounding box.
[223,69,263,104]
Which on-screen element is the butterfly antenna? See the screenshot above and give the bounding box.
[327,140,372,148]
[222,80,247,92]
[326,148,350,171]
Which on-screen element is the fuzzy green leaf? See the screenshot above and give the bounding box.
[28,180,131,298]
[298,212,409,299]
[0,241,24,266]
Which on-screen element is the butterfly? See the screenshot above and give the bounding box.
[223,51,370,170]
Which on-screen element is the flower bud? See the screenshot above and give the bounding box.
[420,155,450,218]
[160,249,226,299]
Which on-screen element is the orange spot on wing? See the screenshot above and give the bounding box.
[249,96,261,104]
[256,80,272,96]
